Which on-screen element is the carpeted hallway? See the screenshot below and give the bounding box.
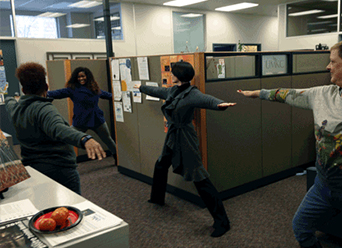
[76,157,342,248]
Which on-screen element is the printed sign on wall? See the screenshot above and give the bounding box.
[262,55,287,76]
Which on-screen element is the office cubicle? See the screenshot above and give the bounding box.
[46,51,330,206]
[46,59,114,159]
[205,51,330,194]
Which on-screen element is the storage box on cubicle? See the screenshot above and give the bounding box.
[205,51,330,195]
[46,59,114,158]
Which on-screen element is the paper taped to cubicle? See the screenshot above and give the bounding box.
[40,200,123,247]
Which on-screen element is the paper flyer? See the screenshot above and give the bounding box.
[122,91,132,113]
[119,59,132,91]
[111,59,120,81]
[0,199,38,224]
[132,80,142,103]
[112,80,122,101]
[137,57,149,80]
[145,82,159,101]
[114,102,124,122]
[217,59,225,78]
[0,66,8,94]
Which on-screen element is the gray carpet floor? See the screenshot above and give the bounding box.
[77,157,342,248]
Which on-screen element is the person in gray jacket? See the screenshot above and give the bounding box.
[135,61,236,237]
[5,62,106,195]
[238,42,342,248]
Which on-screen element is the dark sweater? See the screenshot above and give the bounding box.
[5,95,86,168]
[47,86,112,128]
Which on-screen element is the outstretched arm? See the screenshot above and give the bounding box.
[99,90,112,100]
[134,83,169,100]
[38,104,106,160]
[237,88,313,110]
[217,102,237,110]
[237,89,260,98]
[191,89,236,110]
[47,88,72,99]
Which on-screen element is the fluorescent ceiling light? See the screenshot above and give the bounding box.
[66,23,90,28]
[69,1,101,8]
[112,27,121,30]
[181,13,203,18]
[310,29,327,32]
[163,0,207,7]
[38,12,66,18]
[288,9,324,16]
[215,2,259,12]
[317,14,338,19]
[308,21,332,25]
[94,16,120,22]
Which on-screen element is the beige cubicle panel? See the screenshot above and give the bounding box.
[46,60,69,122]
[205,79,262,192]
[261,76,292,176]
[206,55,256,80]
[293,53,330,74]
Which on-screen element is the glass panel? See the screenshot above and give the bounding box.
[287,0,338,37]
[12,0,122,40]
[173,11,205,53]
[262,55,288,76]
[206,55,256,80]
[292,53,330,73]
[0,0,13,37]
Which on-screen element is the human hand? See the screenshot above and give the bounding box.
[84,139,106,160]
[217,102,237,108]
[237,89,260,98]
[133,84,141,89]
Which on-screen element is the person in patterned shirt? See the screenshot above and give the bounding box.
[237,42,342,248]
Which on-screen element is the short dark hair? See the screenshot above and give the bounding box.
[331,41,342,59]
[15,62,47,95]
[171,61,195,82]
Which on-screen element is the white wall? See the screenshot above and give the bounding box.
[205,11,278,51]
[14,2,280,68]
[16,38,106,67]
[277,4,339,51]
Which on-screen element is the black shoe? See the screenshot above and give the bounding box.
[211,223,230,238]
[213,217,230,228]
[148,199,165,206]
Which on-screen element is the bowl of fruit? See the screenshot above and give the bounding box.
[29,206,83,234]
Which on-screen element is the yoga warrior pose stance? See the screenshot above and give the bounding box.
[135,61,236,237]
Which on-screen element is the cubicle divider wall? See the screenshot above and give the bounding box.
[205,51,330,198]
[46,51,331,207]
[46,59,114,161]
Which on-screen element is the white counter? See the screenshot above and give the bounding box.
[1,166,129,248]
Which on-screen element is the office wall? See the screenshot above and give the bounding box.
[205,11,278,52]
[277,4,338,51]
[14,2,279,69]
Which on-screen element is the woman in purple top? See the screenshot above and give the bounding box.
[47,67,117,165]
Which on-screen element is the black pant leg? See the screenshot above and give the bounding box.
[150,149,172,203]
[194,178,229,227]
